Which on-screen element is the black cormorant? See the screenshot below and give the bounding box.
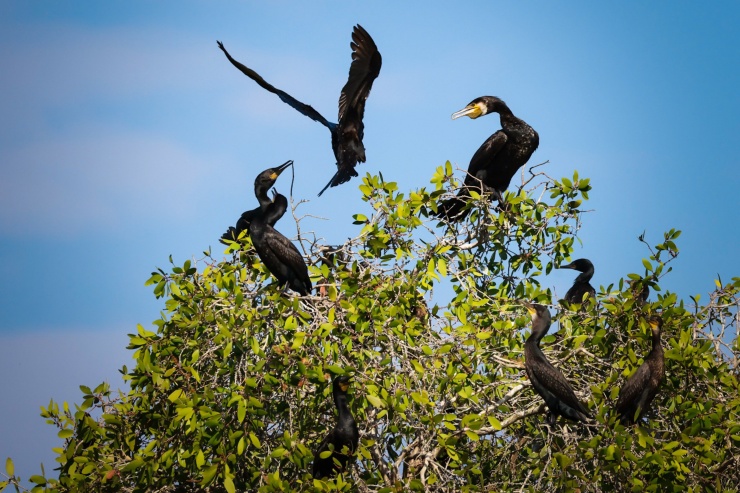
[220,160,293,244]
[249,189,312,296]
[313,376,359,479]
[523,302,591,424]
[437,96,539,221]
[217,25,382,196]
[616,316,665,424]
[560,258,596,305]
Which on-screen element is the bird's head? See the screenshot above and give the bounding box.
[560,258,594,273]
[254,160,293,194]
[452,96,506,120]
[522,301,552,326]
[333,375,352,394]
[647,315,663,337]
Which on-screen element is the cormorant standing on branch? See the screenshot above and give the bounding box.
[560,258,596,305]
[437,96,539,221]
[250,189,312,296]
[220,160,293,244]
[313,376,359,479]
[523,302,591,424]
[616,316,665,425]
[217,25,382,196]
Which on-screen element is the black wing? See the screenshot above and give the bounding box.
[217,41,335,130]
[436,131,508,221]
[259,228,312,295]
[337,25,382,124]
[220,207,261,245]
[528,354,590,421]
[616,362,651,423]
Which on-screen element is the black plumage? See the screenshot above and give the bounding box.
[560,258,596,305]
[438,96,539,221]
[523,303,591,424]
[616,316,665,425]
[217,25,382,196]
[220,160,292,244]
[313,376,359,479]
[250,189,312,296]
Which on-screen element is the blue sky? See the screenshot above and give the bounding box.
[1,0,738,483]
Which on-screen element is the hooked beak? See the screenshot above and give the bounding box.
[452,104,483,120]
[559,262,577,270]
[269,160,293,180]
[521,301,536,316]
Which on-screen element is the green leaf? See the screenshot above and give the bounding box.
[5,458,13,477]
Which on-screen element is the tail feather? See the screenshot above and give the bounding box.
[436,189,472,222]
[317,166,358,196]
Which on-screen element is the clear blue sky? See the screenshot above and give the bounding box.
[1,0,738,483]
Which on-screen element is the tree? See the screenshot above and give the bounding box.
[2,164,739,492]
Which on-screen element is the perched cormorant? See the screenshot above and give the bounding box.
[560,258,596,305]
[249,189,312,296]
[616,316,665,424]
[220,160,293,244]
[313,376,359,479]
[437,96,539,221]
[217,25,382,196]
[523,302,591,424]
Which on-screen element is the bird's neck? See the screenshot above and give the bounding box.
[575,266,594,283]
[255,187,272,211]
[334,393,352,422]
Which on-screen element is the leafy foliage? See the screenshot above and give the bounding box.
[3,165,739,492]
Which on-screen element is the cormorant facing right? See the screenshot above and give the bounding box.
[523,302,591,425]
[249,189,312,296]
[220,160,293,244]
[616,316,665,424]
[560,258,596,305]
[312,376,359,479]
[437,96,539,221]
[217,25,382,196]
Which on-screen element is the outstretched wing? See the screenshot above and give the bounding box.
[337,25,382,124]
[217,41,335,130]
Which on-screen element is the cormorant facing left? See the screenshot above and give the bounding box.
[437,96,539,221]
[217,25,382,196]
[616,316,665,425]
[560,258,596,305]
[220,160,293,244]
[313,376,359,479]
[249,189,312,296]
[523,302,591,425]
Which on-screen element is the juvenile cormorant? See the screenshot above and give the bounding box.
[437,96,539,221]
[523,302,591,424]
[560,258,596,305]
[220,160,293,244]
[616,316,665,424]
[217,25,382,196]
[313,376,359,479]
[249,189,312,295]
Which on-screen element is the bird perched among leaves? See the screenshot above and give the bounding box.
[560,258,596,305]
[313,375,359,479]
[523,302,591,425]
[249,189,312,296]
[616,315,665,425]
[437,96,539,221]
[220,160,293,244]
[217,24,382,196]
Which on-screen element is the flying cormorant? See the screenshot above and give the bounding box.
[616,316,665,425]
[523,302,591,424]
[249,189,312,296]
[437,96,539,221]
[560,258,596,305]
[220,160,293,244]
[313,375,359,479]
[217,25,382,196]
